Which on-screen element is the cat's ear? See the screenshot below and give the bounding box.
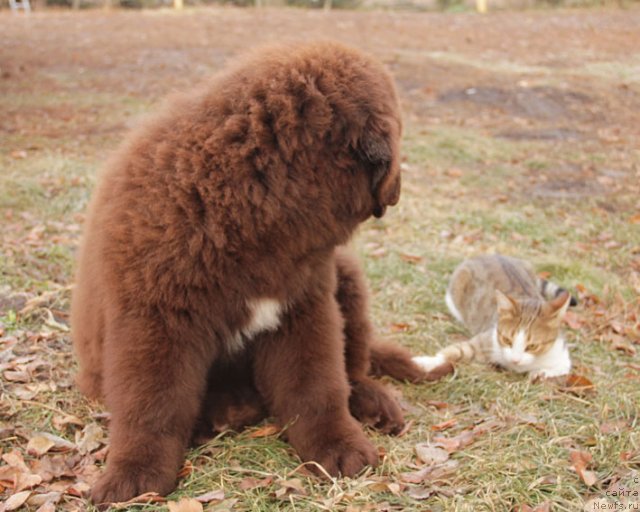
[495,289,518,315]
[545,290,572,324]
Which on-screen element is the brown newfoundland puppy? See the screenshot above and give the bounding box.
[71,41,449,505]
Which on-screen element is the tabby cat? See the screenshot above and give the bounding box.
[413,254,576,379]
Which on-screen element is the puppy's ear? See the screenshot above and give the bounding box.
[361,131,392,191]
[359,128,400,218]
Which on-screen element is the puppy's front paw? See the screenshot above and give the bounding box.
[301,420,379,477]
[317,436,379,477]
[349,377,404,435]
[91,462,176,507]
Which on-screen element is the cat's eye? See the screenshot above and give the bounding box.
[498,334,512,346]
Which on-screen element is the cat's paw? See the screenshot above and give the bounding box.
[349,377,404,435]
[412,355,448,372]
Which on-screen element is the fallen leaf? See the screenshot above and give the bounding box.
[399,253,422,264]
[10,150,28,159]
[248,423,280,438]
[434,430,475,453]
[0,465,20,487]
[111,492,166,508]
[600,420,628,435]
[76,423,105,454]
[425,400,450,410]
[52,414,84,431]
[43,309,69,332]
[389,322,410,333]
[176,460,193,479]
[194,489,225,503]
[65,481,91,497]
[35,503,56,512]
[14,472,42,492]
[2,490,32,511]
[563,311,583,330]
[399,467,431,484]
[430,418,458,432]
[405,486,434,500]
[3,370,29,383]
[620,450,640,463]
[364,478,401,495]
[75,463,102,486]
[369,247,388,258]
[26,435,56,456]
[30,455,76,482]
[2,451,30,472]
[26,492,62,507]
[415,443,449,465]
[274,478,307,498]
[527,475,557,489]
[34,503,55,512]
[400,460,459,484]
[239,476,273,490]
[560,374,595,396]
[569,450,598,486]
[167,497,204,512]
[609,337,637,356]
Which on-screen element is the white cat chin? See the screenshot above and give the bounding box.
[412,355,446,372]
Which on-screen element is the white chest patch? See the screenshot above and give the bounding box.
[242,298,284,339]
[227,298,285,353]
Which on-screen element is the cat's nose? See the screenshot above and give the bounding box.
[511,357,523,365]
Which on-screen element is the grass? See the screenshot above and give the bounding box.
[1,8,640,512]
[2,121,638,512]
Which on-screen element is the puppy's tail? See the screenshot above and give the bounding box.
[369,340,453,383]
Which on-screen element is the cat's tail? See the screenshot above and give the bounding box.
[538,279,578,306]
[369,340,453,383]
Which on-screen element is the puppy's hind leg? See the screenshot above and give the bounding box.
[193,355,267,443]
[70,258,106,402]
[334,248,405,435]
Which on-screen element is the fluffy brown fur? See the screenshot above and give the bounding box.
[71,41,446,505]
[192,248,453,442]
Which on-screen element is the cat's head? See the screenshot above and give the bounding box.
[494,289,571,368]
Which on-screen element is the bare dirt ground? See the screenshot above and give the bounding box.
[1,6,639,512]
[2,7,640,199]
